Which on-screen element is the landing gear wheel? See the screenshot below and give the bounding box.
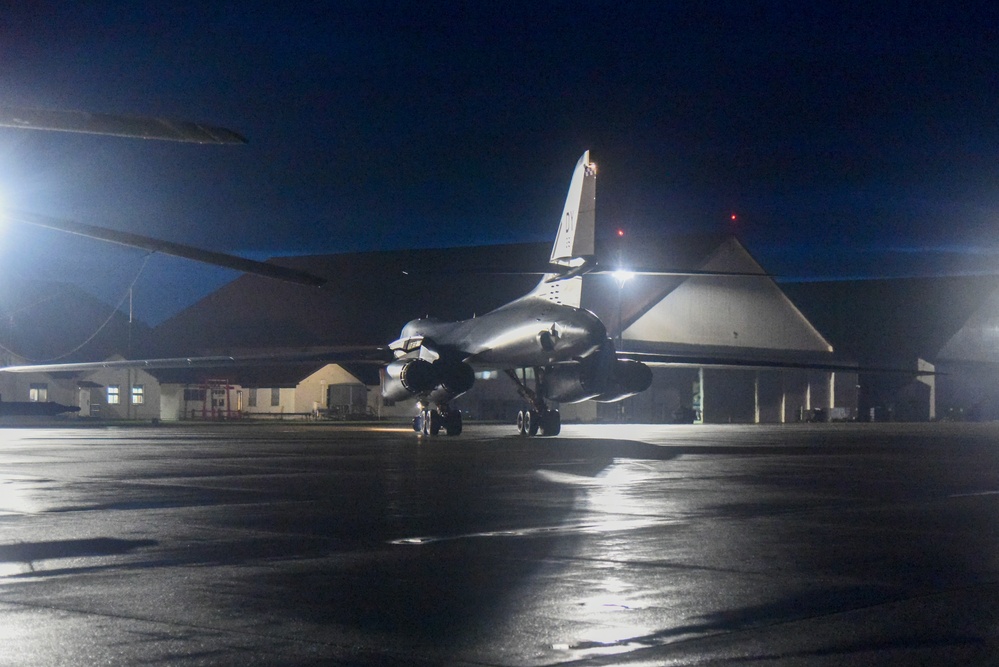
[426,409,441,436]
[539,409,561,436]
[517,410,540,436]
[444,410,463,436]
[527,410,540,436]
[420,409,435,435]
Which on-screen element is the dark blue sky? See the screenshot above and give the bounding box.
[0,2,997,323]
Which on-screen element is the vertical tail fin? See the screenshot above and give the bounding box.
[549,150,596,268]
[532,151,597,308]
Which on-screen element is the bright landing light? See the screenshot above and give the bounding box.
[611,269,634,286]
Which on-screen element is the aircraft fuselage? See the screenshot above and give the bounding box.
[397,294,607,369]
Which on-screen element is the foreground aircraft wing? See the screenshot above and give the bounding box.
[0,347,393,375]
[619,351,935,375]
[587,267,770,278]
[0,107,315,285]
[400,265,771,279]
[0,106,246,144]
[2,210,327,288]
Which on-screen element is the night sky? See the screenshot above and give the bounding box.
[0,2,997,324]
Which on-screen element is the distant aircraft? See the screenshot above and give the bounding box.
[0,109,912,433]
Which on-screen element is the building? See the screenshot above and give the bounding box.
[138,234,858,424]
[15,236,994,424]
[783,276,999,421]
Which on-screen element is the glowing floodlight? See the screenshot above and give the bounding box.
[612,269,634,287]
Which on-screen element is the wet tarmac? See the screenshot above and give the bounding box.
[0,421,998,665]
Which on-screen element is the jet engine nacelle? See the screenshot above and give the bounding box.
[381,358,438,401]
[543,358,652,403]
[543,362,601,403]
[434,359,475,396]
[381,357,476,402]
[591,359,653,402]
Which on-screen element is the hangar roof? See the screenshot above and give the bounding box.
[148,233,738,357]
[144,233,837,385]
[610,238,834,356]
[934,280,999,365]
[781,276,999,366]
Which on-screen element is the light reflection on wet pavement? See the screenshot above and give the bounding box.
[0,422,997,665]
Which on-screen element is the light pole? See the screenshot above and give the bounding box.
[611,269,634,344]
[611,269,633,423]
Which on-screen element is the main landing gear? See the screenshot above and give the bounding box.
[516,407,561,437]
[412,404,462,436]
[506,369,561,437]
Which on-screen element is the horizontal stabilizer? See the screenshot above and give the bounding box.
[0,106,246,144]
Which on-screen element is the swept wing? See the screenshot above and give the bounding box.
[0,106,246,144]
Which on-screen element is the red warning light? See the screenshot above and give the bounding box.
[617,229,625,237]
[730,213,738,221]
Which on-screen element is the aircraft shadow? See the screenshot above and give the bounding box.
[0,537,158,563]
[0,537,160,578]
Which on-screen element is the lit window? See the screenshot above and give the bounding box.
[107,385,120,405]
[270,387,280,407]
[29,383,48,402]
[131,385,144,404]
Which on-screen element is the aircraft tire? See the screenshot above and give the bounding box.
[528,410,541,436]
[427,409,441,436]
[539,409,561,436]
[516,410,528,436]
[445,410,462,436]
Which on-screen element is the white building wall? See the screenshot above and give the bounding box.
[0,373,75,407]
[241,387,295,416]
[624,240,832,353]
[82,366,162,420]
[296,365,368,415]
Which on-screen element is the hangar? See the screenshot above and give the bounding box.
[134,233,858,424]
[0,235,852,421]
[784,275,999,421]
[6,234,996,424]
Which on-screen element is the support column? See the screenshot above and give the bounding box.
[693,367,704,424]
[780,373,786,424]
[754,372,760,424]
[917,359,935,421]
